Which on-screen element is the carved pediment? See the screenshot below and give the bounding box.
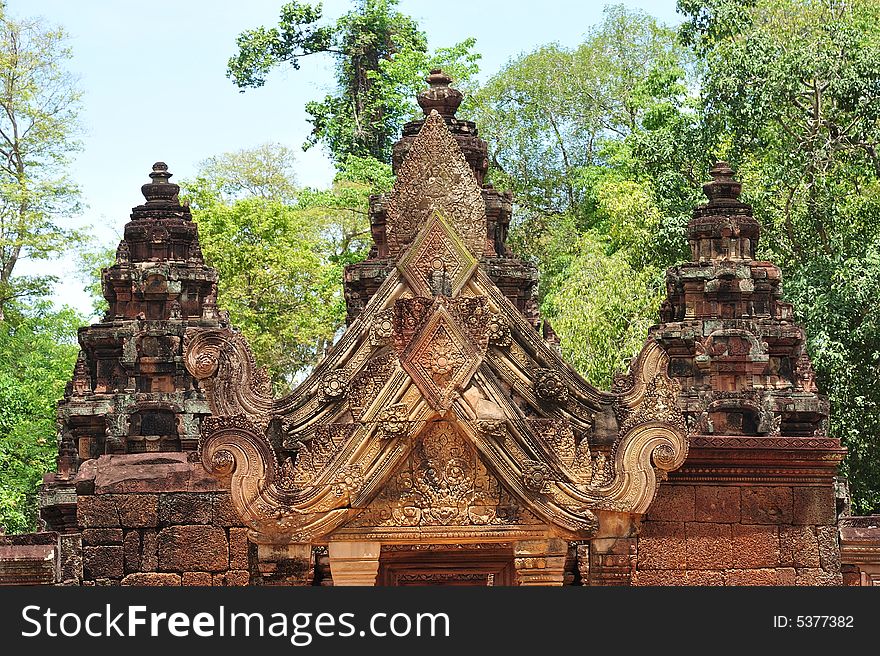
[185,105,688,547]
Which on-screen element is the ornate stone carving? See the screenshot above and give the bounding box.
[385,111,486,258]
[486,312,512,347]
[534,369,570,404]
[350,421,536,528]
[369,309,394,346]
[375,403,410,439]
[319,371,347,403]
[397,300,485,411]
[397,211,478,297]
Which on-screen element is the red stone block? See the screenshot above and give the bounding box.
[114,494,158,527]
[211,570,251,586]
[123,531,140,573]
[779,526,820,568]
[83,545,124,579]
[792,487,836,526]
[633,570,687,586]
[157,525,228,572]
[776,567,796,585]
[816,525,840,571]
[212,493,241,527]
[121,573,181,586]
[81,528,123,546]
[686,522,733,570]
[645,485,694,522]
[181,572,213,586]
[795,568,842,586]
[158,492,213,524]
[694,486,740,523]
[141,529,158,572]
[229,528,250,571]
[726,568,778,586]
[731,524,779,568]
[637,521,686,570]
[740,487,793,525]
[77,495,120,528]
[686,570,724,586]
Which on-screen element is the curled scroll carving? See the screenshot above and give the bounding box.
[184,328,273,431]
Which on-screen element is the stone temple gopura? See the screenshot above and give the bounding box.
[1,70,878,586]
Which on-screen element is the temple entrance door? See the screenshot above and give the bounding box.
[377,545,515,586]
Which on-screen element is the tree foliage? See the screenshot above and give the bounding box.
[473,6,698,388]
[0,301,80,533]
[0,11,82,321]
[678,0,880,513]
[227,0,480,163]
[182,146,387,389]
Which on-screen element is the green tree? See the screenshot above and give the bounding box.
[227,0,480,164]
[678,0,880,513]
[181,147,387,388]
[0,301,81,533]
[473,5,698,387]
[0,11,83,321]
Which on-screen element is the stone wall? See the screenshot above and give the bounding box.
[635,482,840,585]
[74,453,252,586]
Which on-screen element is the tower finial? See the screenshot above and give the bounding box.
[141,161,180,205]
[417,68,463,118]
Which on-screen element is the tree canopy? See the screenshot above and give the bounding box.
[227,0,480,164]
[0,11,83,321]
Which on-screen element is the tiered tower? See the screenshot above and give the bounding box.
[344,70,545,334]
[634,162,846,586]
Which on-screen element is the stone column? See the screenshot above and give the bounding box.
[328,541,381,586]
[513,538,567,586]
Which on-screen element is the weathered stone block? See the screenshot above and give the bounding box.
[726,568,778,586]
[158,493,213,524]
[81,528,124,545]
[212,493,241,527]
[795,568,842,586]
[121,573,181,586]
[694,486,740,523]
[731,524,779,568]
[686,522,732,570]
[229,528,250,571]
[59,534,83,584]
[83,545,124,579]
[141,529,158,572]
[633,569,686,586]
[645,485,694,522]
[779,526,820,568]
[776,567,796,585]
[213,570,250,586]
[77,495,119,528]
[816,525,841,571]
[792,487,836,526]
[158,525,228,572]
[123,531,140,573]
[637,521,686,570]
[741,487,793,525]
[686,570,724,586]
[181,572,213,586]
[114,494,158,527]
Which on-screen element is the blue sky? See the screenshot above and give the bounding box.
[6,0,681,317]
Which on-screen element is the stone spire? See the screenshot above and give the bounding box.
[345,70,541,331]
[654,162,832,438]
[688,161,760,262]
[49,162,222,465]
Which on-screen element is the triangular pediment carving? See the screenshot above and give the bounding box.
[385,110,486,258]
[185,101,688,547]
